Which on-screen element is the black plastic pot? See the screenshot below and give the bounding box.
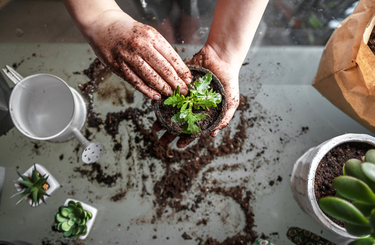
[153,65,227,139]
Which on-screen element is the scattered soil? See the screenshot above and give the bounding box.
[110,189,127,202]
[182,232,193,240]
[74,162,122,187]
[314,142,373,227]
[157,69,223,136]
[75,58,284,245]
[78,58,112,131]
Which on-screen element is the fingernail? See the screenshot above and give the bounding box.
[168,90,173,95]
[153,94,161,100]
[180,89,187,95]
[185,78,191,84]
[213,130,220,136]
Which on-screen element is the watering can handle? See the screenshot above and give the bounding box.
[1,65,24,84]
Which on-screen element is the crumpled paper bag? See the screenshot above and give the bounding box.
[312,0,375,132]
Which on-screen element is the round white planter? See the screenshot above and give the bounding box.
[290,133,375,240]
[14,163,60,207]
[63,198,98,240]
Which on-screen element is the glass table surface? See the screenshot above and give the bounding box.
[0,0,369,244]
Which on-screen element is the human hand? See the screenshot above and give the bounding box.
[82,10,192,100]
[154,43,240,148]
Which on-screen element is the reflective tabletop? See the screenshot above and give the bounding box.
[0,1,367,245]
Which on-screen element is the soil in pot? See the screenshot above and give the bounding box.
[158,69,223,136]
[314,142,374,227]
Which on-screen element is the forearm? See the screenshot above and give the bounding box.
[207,0,269,68]
[62,0,131,37]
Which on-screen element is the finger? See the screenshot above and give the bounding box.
[177,137,195,148]
[152,121,163,132]
[159,132,176,146]
[126,55,173,96]
[153,39,192,84]
[142,47,189,95]
[210,107,237,137]
[119,62,162,100]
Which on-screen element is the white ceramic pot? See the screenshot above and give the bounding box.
[290,133,375,240]
[63,198,98,240]
[14,163,60,207]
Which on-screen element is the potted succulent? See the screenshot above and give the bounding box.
[319,149,375,244]
[290,133,375,240]
[153,66,227,138]
[54,199,98,240]
[12,163,59,206]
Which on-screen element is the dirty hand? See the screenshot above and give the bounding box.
[82,10,191,100]
[153,44,240,148]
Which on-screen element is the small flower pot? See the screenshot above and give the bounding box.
[153,65,227,139]
[14,163,59,207]
[64,198,98,240]
[290,133,375,241]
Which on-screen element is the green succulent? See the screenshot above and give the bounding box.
[11,164,50,206]
[319,149,375,245]
[54,200,92,239]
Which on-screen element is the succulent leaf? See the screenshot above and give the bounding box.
[345,223,372,237]
[365,150,375,164]
[63,229,73,237]
[371,209,375,231]
[56,213,68,223]
[319,197,369,226]
[362,163,375,184]
[348,237,375,245]
[333,176,375,204]
[15,191,31,205]
[54,201,92,239]
[353,202,375,217]
[31,165,39,183]
[344,159,375,191]
[12,164,50,206]
[61,222,71,231]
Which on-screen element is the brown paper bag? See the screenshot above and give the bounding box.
[312,0,375,132]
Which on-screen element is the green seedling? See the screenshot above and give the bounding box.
[54,200,92,239]
[164,73,222,134]
[11,164,50,206]
[319,149,375,244]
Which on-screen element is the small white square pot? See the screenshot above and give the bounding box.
[64,198,98,240]
[14,163,60,207]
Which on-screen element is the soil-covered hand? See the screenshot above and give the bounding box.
[83,10,191,100]
[188,44,239,137]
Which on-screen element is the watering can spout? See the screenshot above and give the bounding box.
[1,65,23,84]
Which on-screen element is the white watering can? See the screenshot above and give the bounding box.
[1,65,104,164]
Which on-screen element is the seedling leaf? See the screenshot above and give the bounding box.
[164,72,221,134]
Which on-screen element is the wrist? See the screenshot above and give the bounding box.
[82,10,135,44]
[204,41,243,72]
